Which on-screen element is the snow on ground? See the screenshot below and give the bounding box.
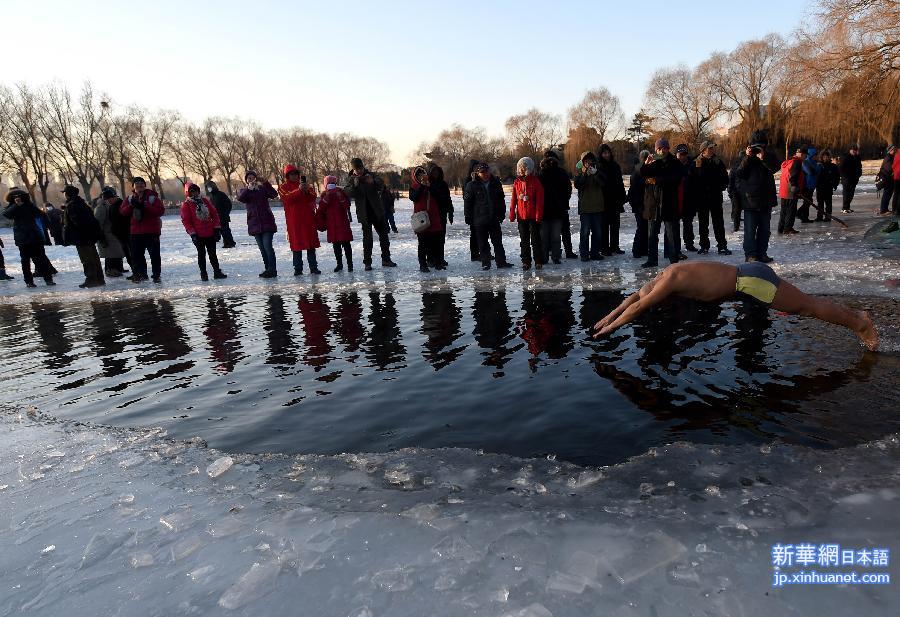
[2,410,898,616]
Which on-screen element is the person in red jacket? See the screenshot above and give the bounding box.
[409,166,445,272]
[278,165,321,275]
[120,176,166,283]
[317,175,354,272]
[510,157,545,270]
[777,148,807,235]
[180,182,226,281]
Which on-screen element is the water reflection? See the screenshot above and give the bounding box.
[0,290,895,465]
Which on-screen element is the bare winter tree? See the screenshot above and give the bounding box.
[706,34,787,125]
[504,108,563,161]
[41,82,108,199]
[211,117,243,195]
[0,84,50,201]
[170,117,220,186]
[99,112,138,198]
[643,63,726,146]
[567,87,625,143]
[129,107,180,199]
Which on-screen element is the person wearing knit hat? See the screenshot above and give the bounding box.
[93,186,127,277]
[878,145,897,215]
[597,144,627,256]
[2,188,55,286]
[205,181,236,248]
[693,141,731,255]
[318,175,354,272]
[573,151,605,261]
[839,144,862,213]
[674,144,696,254]
[510,157,544,270]
[279,165,321,276]
[181,182,227,281]
[463,162,513,270]
[538,149,573,264]
[121,176,166,282]
[237,170,279,277]
[640,139,683,267]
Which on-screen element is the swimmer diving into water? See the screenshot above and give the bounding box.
[592,261,879,350]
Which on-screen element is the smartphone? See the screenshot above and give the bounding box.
[300,175,307,183]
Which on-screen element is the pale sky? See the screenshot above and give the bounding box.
[3,0,812,165]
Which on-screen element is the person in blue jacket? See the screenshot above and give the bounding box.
[798,147,821,223]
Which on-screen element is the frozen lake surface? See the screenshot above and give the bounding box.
[1,191,899,615]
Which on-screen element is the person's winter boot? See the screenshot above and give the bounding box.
[44,276,55,286]
[200,271,209,281]
[347,259,353,272]
[213,270,227,279]
[0,268,13,281]
[310,267,321,275]
[419,265,430,273]
[717,248,732,255]
[382,258,397,268]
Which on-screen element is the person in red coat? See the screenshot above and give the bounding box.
[510,157,545,270]
[278,165,321,275]
[317,175,354,272]
[409,166,445,272]
[180,183,226,281]
[120,176,166,283]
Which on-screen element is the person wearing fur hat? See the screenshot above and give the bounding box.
[538,149,572,264]
[730,130,780,232]
[2,188,55,286]
[640,138,683,267]
[181,182,227,281]
[317,175,354,272]
[61,185,105,288]
[573,151,606,261]
[120,176,166,283]
[94,187,127,277]
[237,170,279,278]
[597,144,627,256]
[205,181,235,248]
[343,157,395,271]
[279,165,321,276]
[510,157,544,270]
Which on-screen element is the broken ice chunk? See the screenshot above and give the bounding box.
[207,456,234,479]
[218,561,282,610]
[129,552,155,568]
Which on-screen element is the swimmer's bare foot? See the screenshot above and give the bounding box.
[857,310,879,351]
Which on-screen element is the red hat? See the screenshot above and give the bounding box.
[283,164,299,176]
[324,175,338,186]
[184,182,199,197]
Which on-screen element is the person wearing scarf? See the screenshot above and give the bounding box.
[180,183,227,281]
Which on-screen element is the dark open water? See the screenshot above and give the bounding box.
[0,289,897,466]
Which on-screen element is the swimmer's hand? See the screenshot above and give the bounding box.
[591,318,616,339]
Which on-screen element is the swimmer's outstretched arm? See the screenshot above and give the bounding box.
[592,274,674,338]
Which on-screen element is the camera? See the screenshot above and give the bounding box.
[300,175,307,184]
[750,147,762,155]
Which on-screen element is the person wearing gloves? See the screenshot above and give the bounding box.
[510,157,544,270]
[237,170,279,278]
[839,144,862,213]
[93,187,127,277]
[317,175,354,272]
[640,138,684,268]
[120,176,165,283]
[627,150,651,259]
[409,166,446,272]
[598,144,626,256]
[181,182,226,281]
[427,163,453,268]
[99,186,132,275]
[279,165,321,276]
[573,151,606,261]
[205,181,235,247]
[2,188,54,286]
[693,140,731,255]
[777,147,807,235]
[343,157,395,271]
[537,149,572,264]
[815,149,841,222]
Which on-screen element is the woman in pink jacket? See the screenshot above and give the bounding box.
[181,183,226,281]
[510,157,545,270]
[317,175,354,272]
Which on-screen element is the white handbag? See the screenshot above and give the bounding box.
[410,210,430,233]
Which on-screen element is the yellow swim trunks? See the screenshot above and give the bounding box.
[735,262,781,306]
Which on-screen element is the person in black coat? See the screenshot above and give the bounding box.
[597,144,626,256]
[464,162,513,270]
[839,145,863,213]
[730,130,780,231]
[2,188,55,287]
[736,145,778,262]
[815,149,841,221]
[45,202,64,244]
[674,144,698,251]
[537,150,572,264]
[380,184,398,234]
[693,140,731,255]
[426,163,453,267]
[205,181,235,247]
[640,139,683,267]
[100,186,132,272]
[61,185,105,288]
[628,149,650,258]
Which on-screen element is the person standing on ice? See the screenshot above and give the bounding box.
[99,187,132,276]
[776,147,806,236]
[839,144,862,213]
[93,188,126,278]
[237,170,279,278]
[380,183,398,233]
[180,182,227,281]
[876,145,895,215]
[674,143,697,254]
[574,151,606,261]
[797,147,821,224]
[61,185,105,288]
[598,144,627,257]
[2,188,54,286]
[692,141,731,255]
[278,165,321,276]
[120,177,165,283]
[427,163,453,269]
[317,175,354,272]
[510,156,545,270]
[640,138,683,267]
[814,149,840,222]
[0,236,12,281]
[409,166,445,273]
[537,149,572,264]
[463,162,512,271]
[205,181,236,248]
[343,157,395,271]
[628,150,651,259]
